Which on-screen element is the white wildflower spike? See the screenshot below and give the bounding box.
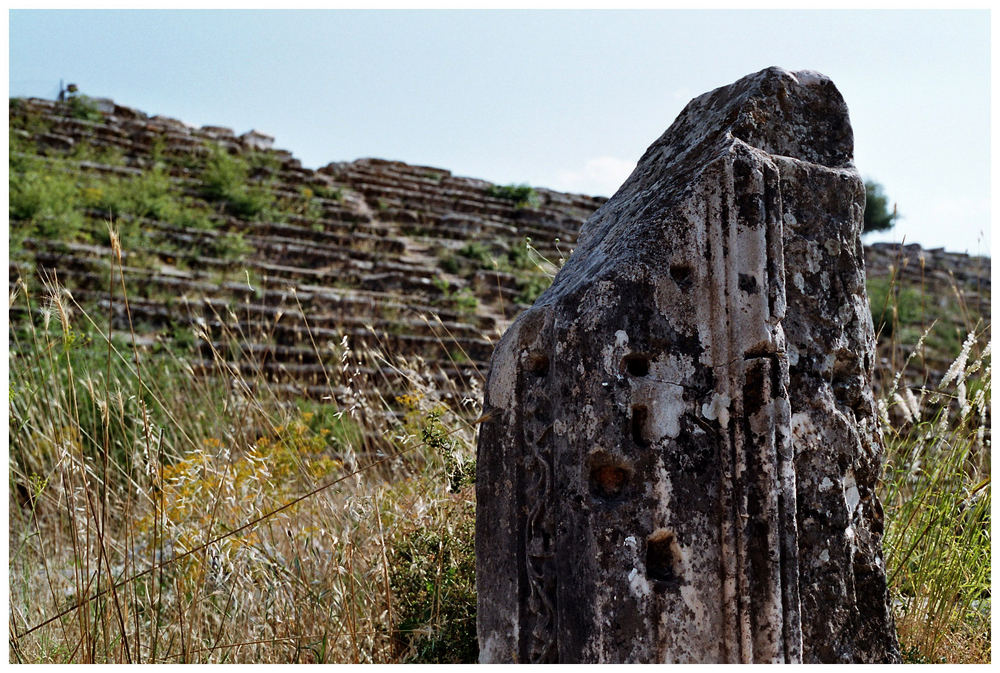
[877,398,891,429]
[966,340,991,377]
[903,388,921,423]
[941,332,976,389]
[893,392,913,424]
[971,387,986,422]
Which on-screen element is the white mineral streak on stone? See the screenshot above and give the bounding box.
[792,271,804,291]
[628,566,651,598]
[804,240,821,273]
[486,332,519,410]
[791,411,814,438]
[843,469,861,515]
[632,354,694,440]
[652,459,674,528]
[822,352,837,376]
[601,329,630,374]
[582,404,598,439]
[792,69,827,86]
[702,392,732,429]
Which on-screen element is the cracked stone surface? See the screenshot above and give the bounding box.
[476,66,899,664]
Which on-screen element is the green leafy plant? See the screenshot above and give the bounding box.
[388,494,477,663]
[311,183,343,201]
[457,242,493,268]
[487,183,539,208]
[387,399,477,663]
[201,147,272,218]
[66,93,104,122]
[432,277,479,315]
[9,157,87,241]
[515,273,550,305]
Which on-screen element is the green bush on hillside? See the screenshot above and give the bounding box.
[487,183,539,208]
[66,94,104,123]
[9,159,87,241]
[201,147,273,218]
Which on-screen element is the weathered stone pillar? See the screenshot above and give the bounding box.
[476,67,899,663]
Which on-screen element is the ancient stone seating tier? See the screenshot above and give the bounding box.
[8,95,607,405]
[7,94,989,410]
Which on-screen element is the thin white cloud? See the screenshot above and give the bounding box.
[550,156,636,197]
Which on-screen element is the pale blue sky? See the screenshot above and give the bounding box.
[8,9,991,254]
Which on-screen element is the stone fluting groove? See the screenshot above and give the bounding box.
[476,67,900,663]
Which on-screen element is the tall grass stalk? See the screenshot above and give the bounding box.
[878,325,991,662]
[9,240,481,662]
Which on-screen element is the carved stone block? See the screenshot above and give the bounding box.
[476,67,899,664]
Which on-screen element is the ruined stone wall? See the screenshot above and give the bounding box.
[9,96,601,405]
[8,95,989,408]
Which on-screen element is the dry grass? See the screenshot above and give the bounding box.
[872,250,991,663]
[878,328,991,663]
[8,233,482,662]
[7,234,991,663]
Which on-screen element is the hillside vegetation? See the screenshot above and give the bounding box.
[8,94,990,663]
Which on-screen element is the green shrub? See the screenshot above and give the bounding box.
[439,256,461,274]
[867,277,922,339]
[206,231,253,261]
[457,242,493,268]
[9,159,87,240]
[226,187,271,218]
[68,139,125,165]
[516,273,551,305]
[441,242,499,275]
[312,183,343,201]
[487,183,539,208]
[201,147,249,200]
[507,237,534,270]
[91,167,173,219]
[388,493,477,663]
[432,278,478,314]
[247,149,282,174]
[201,147,272,218]
[66,94,104,123]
